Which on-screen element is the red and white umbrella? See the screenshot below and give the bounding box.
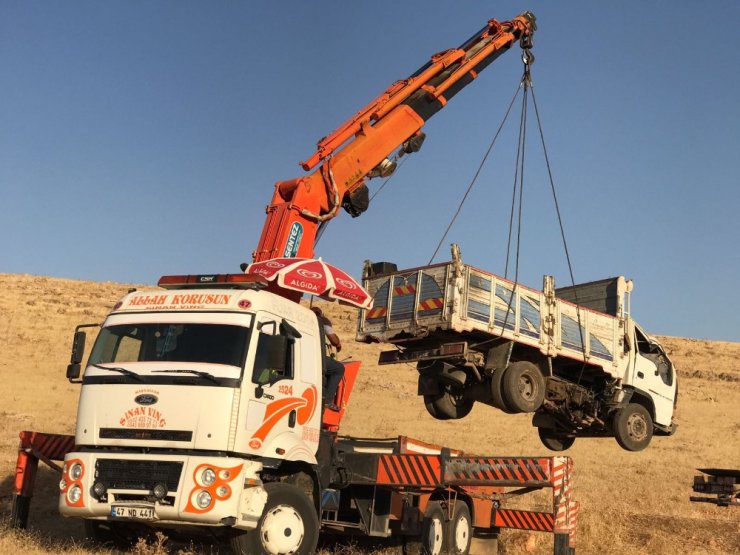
[246,258,372,309]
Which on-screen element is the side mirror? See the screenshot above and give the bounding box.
[67,330,87,383]
[66,363,81,381]
[71,331,87,364]
[65,323,100,384]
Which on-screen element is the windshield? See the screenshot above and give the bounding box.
[89,323,250,368]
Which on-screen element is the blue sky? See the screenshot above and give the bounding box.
[2,1,739,341]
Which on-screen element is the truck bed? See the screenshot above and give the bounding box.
[357,255,629,377]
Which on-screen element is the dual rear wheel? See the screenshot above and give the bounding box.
[403,501,472,555]
[423,361,546,421]
[491,361,545,414]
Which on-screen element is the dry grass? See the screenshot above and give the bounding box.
[0,274,738,554]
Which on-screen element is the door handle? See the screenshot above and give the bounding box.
[288,410,297,428]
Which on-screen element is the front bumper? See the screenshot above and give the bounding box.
[58,452,266,529]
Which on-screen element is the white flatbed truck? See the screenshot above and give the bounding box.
[358,246,678,452]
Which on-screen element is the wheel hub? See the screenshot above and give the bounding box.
[454,514,470,550]
[260,504,305,554]
[427,516,444,554]
[517,375,535,399]
[626,413,647,441]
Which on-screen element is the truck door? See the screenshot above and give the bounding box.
[243,313,320,461]
[631,325,676,426]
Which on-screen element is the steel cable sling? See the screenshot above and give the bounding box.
[421,49,587,367]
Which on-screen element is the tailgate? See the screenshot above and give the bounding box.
[357,263,452,341]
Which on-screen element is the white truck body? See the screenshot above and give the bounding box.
[357,248,677,450]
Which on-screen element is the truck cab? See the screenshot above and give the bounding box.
[629,322,677,430]
[60,274,330,541]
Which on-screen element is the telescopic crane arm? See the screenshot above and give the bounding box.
[253,12,536,263]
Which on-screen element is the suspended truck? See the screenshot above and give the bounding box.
[357,246,678,452]
[12,11,581,555]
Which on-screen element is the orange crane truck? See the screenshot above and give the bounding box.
[12,12,579,555]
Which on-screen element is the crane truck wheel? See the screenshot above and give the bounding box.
[501,362,545,413]
[613,403,654,452]
[423,385,473,420]
[230,482,319,555]
[537,428,576,451]
[447,501,473,555]
[403,501,448,555]
[490,367,517,414]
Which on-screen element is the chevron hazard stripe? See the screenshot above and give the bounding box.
[493,509,555,532]
[19,431,76,461]
[393,285,416,296]
[366,306,387,319]
[445,457,551,484]
[376,454,442,487]
[418,297,443,311]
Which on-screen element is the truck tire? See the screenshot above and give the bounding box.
[402,501,448,555]
[230,482,319,555]
[613,403,653,452]
[448,501,472,555]
[490,367,517,414]
[423,398,452,421]
[501,362,545,413]
[537,428,575,451]
[421,501,447,555]
[423,385,473,420]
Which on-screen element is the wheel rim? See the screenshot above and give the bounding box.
[517,374,537,400]
[453,514,470,551]
[426,516,444,554]
[260,504,305,555]
[445,386,465,407]
[626,413,648,441]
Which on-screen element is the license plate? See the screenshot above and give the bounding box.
[110,505,155,520]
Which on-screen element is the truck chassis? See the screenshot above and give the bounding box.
[12,429,578,554]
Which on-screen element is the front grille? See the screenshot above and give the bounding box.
[99,428,193,442]
[95,459,183,492]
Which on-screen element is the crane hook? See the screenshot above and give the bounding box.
[522,48,535,67]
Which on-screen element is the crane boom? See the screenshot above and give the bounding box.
[253,12,536,263]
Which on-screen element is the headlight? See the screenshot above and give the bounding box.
[219,469,231,480]
[216,485,230,498]
[196,490,212,509]
[59,479,67,492]
[70,463,83,480]
[68,485,82,504]
[200,467,216,486]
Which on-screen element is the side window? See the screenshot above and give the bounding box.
[252,321,294,386]
[635,327,673,386]
[634,327,651,354]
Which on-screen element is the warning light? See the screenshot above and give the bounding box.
[158,274,268,290]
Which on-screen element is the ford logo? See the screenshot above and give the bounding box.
[135,394,158,406]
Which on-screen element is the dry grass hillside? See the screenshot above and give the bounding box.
[0,273,738,554]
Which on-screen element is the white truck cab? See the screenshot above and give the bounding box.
[60,274,326,540]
